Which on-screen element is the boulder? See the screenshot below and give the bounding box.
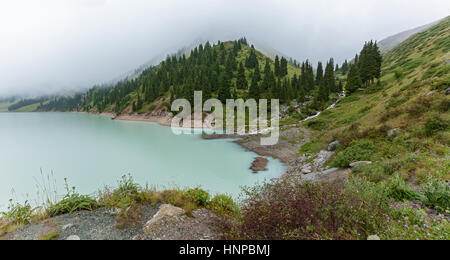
[328,141,340,151]
[250,157,269,172]
[143,204,185,233]
[349,161,372,168]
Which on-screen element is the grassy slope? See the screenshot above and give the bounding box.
[12,102,41,112]
[302,17,450,184]
[0,102,14,112]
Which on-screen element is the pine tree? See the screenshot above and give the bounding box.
[316,61,324,87]
[280,57,288,77]
[323,58,336,93]
[218,72,231,103]
[346,64,362,95]
[274,56,280,77]
[254,63,261,82]
[249,72,260,100]
[236,62,248,90]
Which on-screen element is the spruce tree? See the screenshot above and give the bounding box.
[249,72,260,100]
[274,56,280,77]
[316,61,324,87]
[346,64,362,95]
[236,62,248,90]
[280,57,288,77]
[218,72,231,103]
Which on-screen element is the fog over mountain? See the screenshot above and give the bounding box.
[0,0,449,97]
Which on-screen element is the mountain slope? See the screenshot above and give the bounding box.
[303,16,449,186]
[378,17,446,54]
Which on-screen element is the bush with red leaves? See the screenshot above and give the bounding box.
[220,176,391,240]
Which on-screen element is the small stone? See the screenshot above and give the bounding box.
[445,87,450,95]
[328,141,340,151]
[66,235,80,240]
[350,161,372,168]
[387,128,400,137]
[426,90,436,96]
[62,224,74,231]
[301,164,313,174]
[367,235,381,240]
[444,59,450,65]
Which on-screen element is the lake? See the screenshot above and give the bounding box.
[0,112,285,210]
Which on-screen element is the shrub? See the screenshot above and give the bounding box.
[306,119,327,131]
[298,142,321,155]
[1,200,36,225]
[47,179,98,217]
[394,69,404,80]
[424,116,448,137]
[185,188,210,207]
[352,163,386,183]
[220,176,390,240]
[208,194,237,216]
[98,174,146,210]
[385,174,421,202]
[422,179,450,213]
[331,140,377,167]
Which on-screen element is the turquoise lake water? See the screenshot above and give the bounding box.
[0,112,285,210]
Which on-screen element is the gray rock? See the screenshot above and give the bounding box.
[321,168,340,175]
[446,87,450,95]
[328,141,340,151]
[143,204,185,233]
[301,164,313,174]
[426,90,436,96]
[444,59,450,65]
[367,235,381,240]
[387,128,400,137]
[66,235,81,240]
[314,150,334,169]
[350,161,372,168]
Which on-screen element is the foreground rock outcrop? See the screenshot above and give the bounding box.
[2,204,222,240]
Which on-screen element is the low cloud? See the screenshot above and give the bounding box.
[0,0,449,97]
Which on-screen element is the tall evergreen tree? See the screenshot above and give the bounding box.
[218,72,231,103]
[346,64,362,95]
[316,61,324,87]
[236,62,248,90]
[249,72,260,100]
[274,56,280,77]
[280,57,288,77]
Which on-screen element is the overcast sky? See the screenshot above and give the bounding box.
[0,0,449,97]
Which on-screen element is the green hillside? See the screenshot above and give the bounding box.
[303,16,449,186]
